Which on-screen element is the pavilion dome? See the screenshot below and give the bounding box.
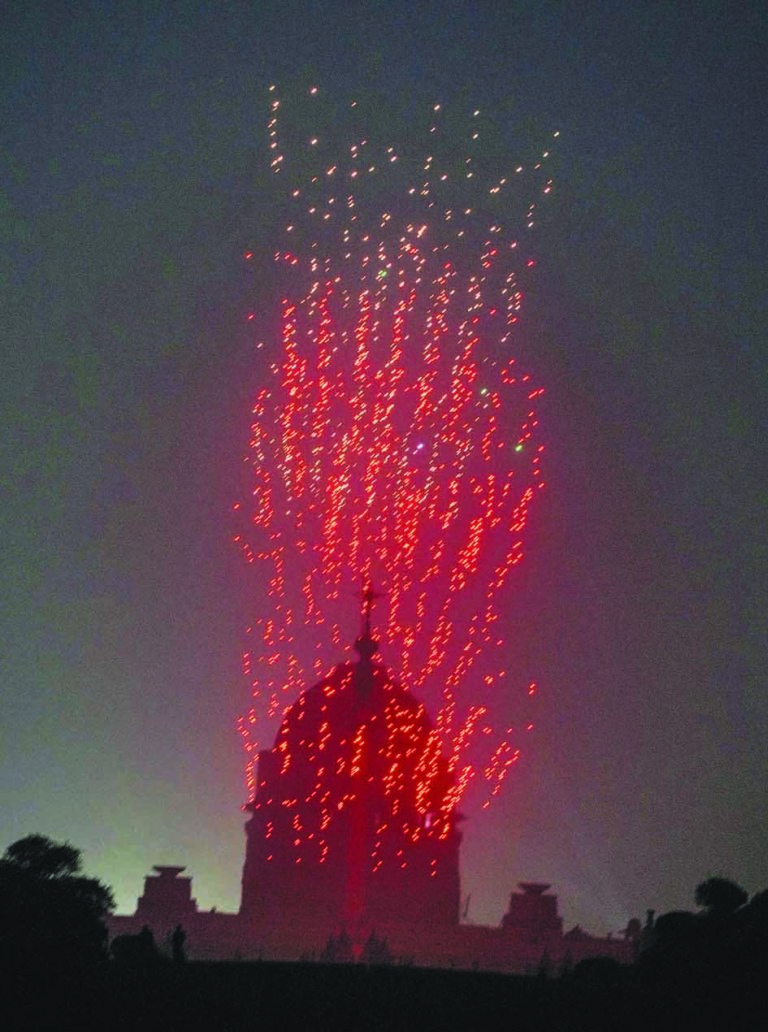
[267,654,456,847]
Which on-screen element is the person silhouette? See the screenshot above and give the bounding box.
[171,924,186,963]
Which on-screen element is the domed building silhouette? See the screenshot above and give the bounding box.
[109,590,638,968]
[240,588,462,954]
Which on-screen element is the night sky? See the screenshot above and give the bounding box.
[2,1,766,935]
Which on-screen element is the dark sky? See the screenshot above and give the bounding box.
[2,0,766,933]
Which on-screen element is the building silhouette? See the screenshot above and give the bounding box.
[110,598,636,969]
[240,590,462,953]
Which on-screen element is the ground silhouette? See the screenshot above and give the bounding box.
[4,837,768,1030]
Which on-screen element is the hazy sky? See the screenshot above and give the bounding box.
[2,0,766,933]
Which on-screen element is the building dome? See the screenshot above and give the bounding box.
[241,623,462,944]
[270,658,455,845]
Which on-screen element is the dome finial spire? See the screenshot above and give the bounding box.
[354,579,379,662]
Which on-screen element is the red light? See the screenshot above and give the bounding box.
[236,86,552,830]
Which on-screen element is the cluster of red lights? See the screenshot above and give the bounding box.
[235,85,556,824]
[252,662,459,869]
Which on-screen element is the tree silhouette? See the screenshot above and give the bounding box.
[361,931,393,965]
[0,834,114,967]
[694,877,748,917]
[4,835,81,877]
[320,928,354,963]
